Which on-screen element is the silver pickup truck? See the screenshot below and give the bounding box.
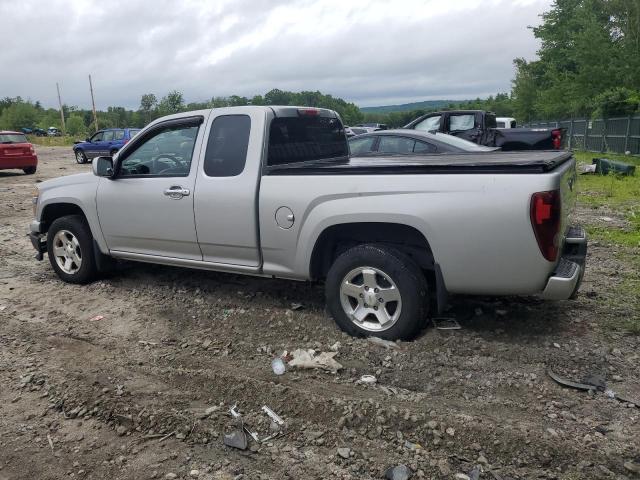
[29,106,587,340]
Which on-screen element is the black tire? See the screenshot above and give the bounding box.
[46,215,97,284]
[23,166,37,175]
[75,150,87,164]
[325,244,428,340]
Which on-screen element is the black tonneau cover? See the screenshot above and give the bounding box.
[265,150,574,175]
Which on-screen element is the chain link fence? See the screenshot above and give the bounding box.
[525,116,640,154]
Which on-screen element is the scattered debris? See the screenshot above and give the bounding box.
[271,357,286,375]
[547,369,640,407]
[592,157,636,176]
[89,315,104,322]
[385,464,413,480]
[223,429,248,450]
[432,317,461,330]
[262,405,284,425]
[288,349,343,373]
[367,336,399,350]
[47,434,54,452]
[359,374,377,384]
[329,341,341,351]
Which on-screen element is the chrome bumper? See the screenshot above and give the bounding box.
[539,226,587,300]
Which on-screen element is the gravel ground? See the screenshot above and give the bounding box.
[0,147,638,480]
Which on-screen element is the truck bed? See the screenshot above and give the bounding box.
[265,150,573,175]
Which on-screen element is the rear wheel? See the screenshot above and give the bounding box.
[325,244,428,340]
[23,166,36,175]
[75,150,87,164]
[47,215,97,284]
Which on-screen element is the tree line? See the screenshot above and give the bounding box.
[0,89,365,136]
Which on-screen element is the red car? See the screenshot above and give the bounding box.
[0,131,38,174]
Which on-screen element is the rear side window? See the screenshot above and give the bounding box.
[349,136,376,155]
[103,130,115,141]
[129,129,141,138]
[114,130,125,140]
[377,136,415,154]
[267,116,348,166]
[413,141,436,153]
[203,115,251,177]
[449,114,476,131]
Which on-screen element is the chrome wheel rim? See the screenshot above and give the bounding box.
[76,151,85,163]
[339,266,402,332]
[52,230,82,274]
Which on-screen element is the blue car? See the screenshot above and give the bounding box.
[73,127,141,164]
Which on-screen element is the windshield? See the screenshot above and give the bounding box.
[433,132,497,152]
[0,133,28,143]
[267,116,348,165]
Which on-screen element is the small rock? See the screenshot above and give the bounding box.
[446,427,455,437]
[384,464,413,480]
[337,447,351,459]
[477,455,488,465]
[190,469,200,477]
[553,343,561,348]
[624,461,640,474]
[116,426,128,436]
[437,459,451,476]
[546,428,559,438]
[165,474,177,480]
[454,474,471,480]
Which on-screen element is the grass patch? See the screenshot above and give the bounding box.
[27,135,75,147]
[574,150,639,247]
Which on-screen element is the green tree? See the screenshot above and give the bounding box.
[66,115,86,137]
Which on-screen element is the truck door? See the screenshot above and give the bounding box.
[193,107,264,267]
[96,116,206,260]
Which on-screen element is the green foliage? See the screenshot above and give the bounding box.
[66,115,86,137]
[593,87,639,118]
[0,100,40,130]
[513,0,640,121]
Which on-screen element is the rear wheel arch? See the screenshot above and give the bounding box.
[309,222,436,281]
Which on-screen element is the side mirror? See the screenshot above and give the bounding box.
[92,156,114,178]
[85,137,91,142]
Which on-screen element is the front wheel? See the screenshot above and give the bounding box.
[47,215,97,284]
[325,244,428,340]
[75,150,87,164]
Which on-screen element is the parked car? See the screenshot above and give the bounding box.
[21,127,33,134]
[47,127,61,137]
[0,131,38,174]
[29,106,586,340]
[349,129,499,155]
[32,128,48,137]
[344,126,371,138]
[404,110,564,150]
[496,117,517,129]
[356,122,388,130]
[73,127,141,164]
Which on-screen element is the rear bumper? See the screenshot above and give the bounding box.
[0,154,38,170]
[539,226,587,300]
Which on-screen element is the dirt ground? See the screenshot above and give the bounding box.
[0,146,638,480]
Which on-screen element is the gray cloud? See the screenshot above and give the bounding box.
[0,0,550,109]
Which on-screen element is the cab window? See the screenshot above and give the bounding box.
[449,114,476,131]
[118,124,199,177]
[349,136,376,155]
[413,115,441,132]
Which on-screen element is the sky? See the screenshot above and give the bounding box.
[0,0,552,109]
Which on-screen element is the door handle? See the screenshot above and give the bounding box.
[164,186,190,199]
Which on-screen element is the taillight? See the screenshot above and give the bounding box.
[530,191,561,261]
[297,108,319,116]
[551,129,562,149]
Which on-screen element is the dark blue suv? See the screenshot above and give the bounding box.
[73,128,141,164]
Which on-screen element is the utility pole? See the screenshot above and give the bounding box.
[89,74,98,131]
[56,82,66,135]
